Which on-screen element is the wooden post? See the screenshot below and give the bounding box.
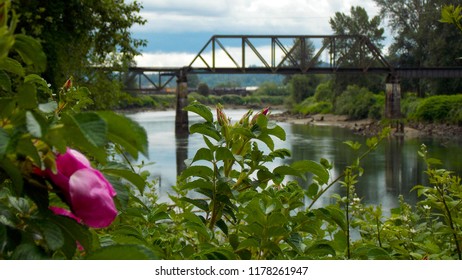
[175,68,189,136]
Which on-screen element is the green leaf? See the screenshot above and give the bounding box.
[17,83,37,109]
[268,124,286,140]
[367,247,391,260]
[0,127,9,158]
[0,57,25,76]
[307,183,319,198]
[216,219,228,235]
[62,112,107,149]
[184,101,213,123]
[190,122,221,141]
[343,140,361,150]
[98,111,148,159]
[0,158,23,195]
[26,111,42,137]
[180,178,213,191]
[257,133,275,151]
[325,205,347,231]
[274,165,301,177]
[291,160,330,185]
[31,219,64,251]
[86,244,158,260]
[102,168,146,194]
[13,34,46,72]
[215,147,234,161]
[0,70,11,93]
[52,215,93,253]
[25,74,52,96]
[180,165,214,180]
[192,147,213,163]
[306,241,336,257]
[180,197,209,211]
[12,244,47,260]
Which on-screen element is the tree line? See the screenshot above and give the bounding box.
[3,1,461,109]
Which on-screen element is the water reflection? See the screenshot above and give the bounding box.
[127,110,462,211]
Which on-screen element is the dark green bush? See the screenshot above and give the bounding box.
[221,94,245,105]
[334,85,376,120]
[414,95,462,123]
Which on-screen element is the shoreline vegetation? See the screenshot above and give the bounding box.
[120,104,462,140]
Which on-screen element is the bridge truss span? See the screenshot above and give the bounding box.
[188,35,394,75]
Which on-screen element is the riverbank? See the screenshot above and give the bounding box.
[271,111,462,139]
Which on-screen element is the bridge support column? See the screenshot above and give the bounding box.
[175,69,189,136]
[385,75,403,133]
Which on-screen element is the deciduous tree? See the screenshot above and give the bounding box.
[12,0,147,108]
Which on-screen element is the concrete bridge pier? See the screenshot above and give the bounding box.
[175,68,189,136]
[385,74,403,133]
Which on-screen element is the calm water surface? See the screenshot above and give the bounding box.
[127,110,462,212]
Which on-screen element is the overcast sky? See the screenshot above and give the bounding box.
[132,0,383,67]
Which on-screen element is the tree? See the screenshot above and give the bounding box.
[329,6,385,95]
[12,0,147,108]
[374,0,462,95]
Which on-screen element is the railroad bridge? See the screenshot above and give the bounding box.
[121,35,462,134]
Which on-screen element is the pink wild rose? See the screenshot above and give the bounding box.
[46,148,117,228]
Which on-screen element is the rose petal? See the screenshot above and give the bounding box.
[55,148,92,177]
[68,168,118,228]
[49,206,82,223]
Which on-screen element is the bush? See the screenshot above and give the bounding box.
[294,97,332,115]
[255,82,289,96]
[314,80,334,102]
[197,82,210,96]
[188,92,210,104]
[414,95,462,123]
[221,94,245,105]
[334,85,376,120]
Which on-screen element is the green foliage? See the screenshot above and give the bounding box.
[440,4,462,32]
[295,97,332,115]
[255,82,289,96]
[413,95,462,123]
[12,0,147,107]
[288,74,320,105]
[334,85,382,120]
[197,82,210,97]
[0,4,152,259]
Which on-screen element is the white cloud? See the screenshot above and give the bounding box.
[135,0,381,34]
[134,52,196,67]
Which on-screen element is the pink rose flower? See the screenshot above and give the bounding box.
[46,148,117,228]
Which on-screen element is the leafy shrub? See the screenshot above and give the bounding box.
[334,85,377,120]
[255,82,289,96]
[314,80,334,102]
[220,94,245,105]
[295,97,332,115]
[188,92,210,104]
[414,95,462,123]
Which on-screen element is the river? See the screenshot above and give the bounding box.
[127,109,462,212]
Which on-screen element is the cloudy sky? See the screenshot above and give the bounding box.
[132,0,383,67]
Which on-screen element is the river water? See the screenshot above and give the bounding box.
[127,109,462,212]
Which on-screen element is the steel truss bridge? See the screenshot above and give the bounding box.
[108,35,462,132]
[122,35,462,93]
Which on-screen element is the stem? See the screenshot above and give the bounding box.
[376,215,382,248]
[115,144,136,173]
[437,186,462,259]
[209,161,220,230]
[308,174,344,209]
[345,169,351,259]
